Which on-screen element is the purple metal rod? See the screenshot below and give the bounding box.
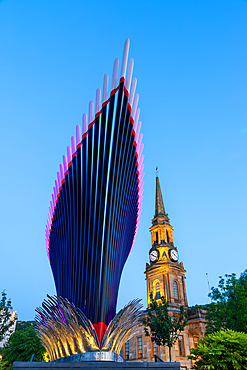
[63,155,68,173]
[60,164,64,181]
[76,125,81,147]
[57,171,61,189]
[67,146,72,164]
[55,180,59,196]
[135,121,142,143]
[89,101,94,125]
[103,74,109,104]
[133,109,140,133]
[71,136,76,155]
[136,133,143,155]
[126,58,134,92]
[131,94,139,121]
[96,89,101,115]
[128,77,137,108]
[120,38,130,79]
[82,113,87,136]
[111,58,119,92]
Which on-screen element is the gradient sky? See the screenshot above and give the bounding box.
[1,0,247,320]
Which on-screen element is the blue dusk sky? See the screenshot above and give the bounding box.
[1,0,247,320]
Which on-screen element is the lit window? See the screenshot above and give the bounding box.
[155,282,161,299]
[173,281,179,299]
[137,337,143,358]
[124,340,129,360]
[178,335,185,357]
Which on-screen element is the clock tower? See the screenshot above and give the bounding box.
[145,174,188,309]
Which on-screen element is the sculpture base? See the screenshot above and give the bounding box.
[53,352,124,363]
[13,362,181,369]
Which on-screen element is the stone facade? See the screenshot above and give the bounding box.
[121,175,206,369]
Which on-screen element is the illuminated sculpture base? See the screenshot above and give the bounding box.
[53,351,124,363]
[35,296,143,362]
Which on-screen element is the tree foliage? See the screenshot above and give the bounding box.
[206,270,247,334]
[0,292,15,343]
[0,322,47,370]
[142,294,188,361]
[188,329,247,370]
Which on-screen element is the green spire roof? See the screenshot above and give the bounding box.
[155,175,166,216]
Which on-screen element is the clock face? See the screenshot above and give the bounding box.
[149,249,159,263]
[169,249,178,262]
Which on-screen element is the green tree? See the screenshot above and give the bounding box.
[206,270,247,334]
[142,294,188,362]
[0,323,47,370]
[188,329,247,370]
[0,292,15,343]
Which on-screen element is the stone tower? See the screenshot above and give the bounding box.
[144,174,188,309]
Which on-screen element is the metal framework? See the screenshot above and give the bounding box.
[44,39,144,339]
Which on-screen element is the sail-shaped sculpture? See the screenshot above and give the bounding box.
[44,39,144,344]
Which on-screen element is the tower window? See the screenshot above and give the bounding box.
[156,231,158,243]
[124,340,129,360]
[166,230,169,243]
[137,337,143,358]
[173,281,179,300]
[155,281,161,299]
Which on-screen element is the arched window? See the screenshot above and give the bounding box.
[155,282,161,299]
[173,281,179,299]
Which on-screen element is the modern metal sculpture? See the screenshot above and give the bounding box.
[36,296,143,362]
[37,39,144,361]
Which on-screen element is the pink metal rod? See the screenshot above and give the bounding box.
[139,143,144,158]
[128,77,137,107]
[63,155,68,173]
[82,113,87,136]
[103,74,109,104]
[131,94,139,121]
[139,163,144,176]
[52,194,55,209]
[67,146,72,164]
[89,101,94,125]
[60,164,64,181]
[120,38,130,79]
[76,125,81,146]
[53,186,56,200]
[57,172,61,188]
[111,58,119,91]
[139,172,144,183]
[55,180,59,196]
[133,108,140,133]
[136,133,143,155]
[96,88,101,114]
[71,136,76,155]
[135,120,142,143]
[138,154,144,171]
[126,58,134,92]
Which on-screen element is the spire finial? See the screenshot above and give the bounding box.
[155,172,165,217]
[156,166,159,176]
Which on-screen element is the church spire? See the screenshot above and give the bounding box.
[155,169,165,217]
